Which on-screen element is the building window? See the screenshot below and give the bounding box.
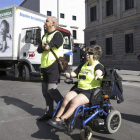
[60,13,64,18]
[73,30,77,39]
[125,0,134,10]
[47,11,51,16]
[90,6,96,22]
[106,0,113,16]
[125,33,133,53]
[90,41,96,45]
[72,16,76,20]
[106,37,113,55]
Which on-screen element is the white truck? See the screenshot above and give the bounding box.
[0,5,74,81]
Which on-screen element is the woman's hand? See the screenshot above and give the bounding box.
[95,69,103,80]
[64,73,70,78]
[64,72,77,78]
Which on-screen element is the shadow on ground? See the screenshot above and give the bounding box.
[121,113,140,124]
[121,74,139,76]
[31,121,64,140]
[0,96,44,116]
[0,96,64,140]
[0,96,122,140]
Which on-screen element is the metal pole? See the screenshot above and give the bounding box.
[57,0,59,26]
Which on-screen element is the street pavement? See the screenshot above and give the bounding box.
[0,68,140,140]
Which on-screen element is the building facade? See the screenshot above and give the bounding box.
[20,0,85,65]
[20,0,85,46]
[85,0,140,70]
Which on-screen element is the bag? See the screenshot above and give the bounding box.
[102,67,124,103]
[50,49,68,72]
[57,57,68,72]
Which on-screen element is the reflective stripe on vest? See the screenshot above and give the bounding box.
[41,30,63,68]
[77,61,103,90]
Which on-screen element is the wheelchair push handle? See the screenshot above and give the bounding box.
[114,67,121,70]
[97,78,113,82]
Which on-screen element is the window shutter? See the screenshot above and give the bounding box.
[90,41,96,45]
[106,38,112,55]
[125,34,133,53]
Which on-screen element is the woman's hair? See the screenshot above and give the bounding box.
[86,45,102,59]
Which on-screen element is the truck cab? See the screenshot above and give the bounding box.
[17,26,74,81]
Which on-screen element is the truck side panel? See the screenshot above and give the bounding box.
[14,7,46,60]
[0,8,13,59]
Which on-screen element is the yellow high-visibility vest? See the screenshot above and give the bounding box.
[77,61,103,90]
[41,30,63,68]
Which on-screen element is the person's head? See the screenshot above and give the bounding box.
[82,47,86,51]
[86,45,102,61]
[44,16,57,32]
[0,20,9,35]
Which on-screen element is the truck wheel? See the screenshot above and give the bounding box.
[106,110,121,134]
[0,71,6,76]
[22,65,30,81]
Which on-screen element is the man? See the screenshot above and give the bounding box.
[37,16,64,121]
[80,47,87,63]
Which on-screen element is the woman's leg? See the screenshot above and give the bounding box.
[55,91,77,120]
[61,94,89,119]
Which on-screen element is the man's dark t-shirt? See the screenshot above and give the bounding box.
[37,30,63,83]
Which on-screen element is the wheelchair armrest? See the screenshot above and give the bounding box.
[97,78,113,82]
[64,78,73,84]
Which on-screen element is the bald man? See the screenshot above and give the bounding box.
[37,16,64,121]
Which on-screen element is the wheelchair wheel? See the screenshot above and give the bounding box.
[80,126,92,140]
[106,110,121,134]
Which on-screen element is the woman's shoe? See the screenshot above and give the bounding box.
[48,117,66,130]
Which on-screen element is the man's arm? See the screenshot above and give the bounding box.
[44,32,63,51]
[37,43,44,53]
[37,35,45,53]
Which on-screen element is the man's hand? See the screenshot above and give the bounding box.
[43,44,50,50]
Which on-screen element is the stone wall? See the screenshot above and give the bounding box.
[85,0,140,70]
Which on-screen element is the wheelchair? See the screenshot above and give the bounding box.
[53,72,122,140]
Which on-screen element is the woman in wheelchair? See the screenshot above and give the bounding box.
[48,45,105,130]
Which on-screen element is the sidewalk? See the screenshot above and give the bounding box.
[71,66,140,87]
[117,69,140,87]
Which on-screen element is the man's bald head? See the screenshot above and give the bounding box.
[45,16,58,32]
[51,16,57,27]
